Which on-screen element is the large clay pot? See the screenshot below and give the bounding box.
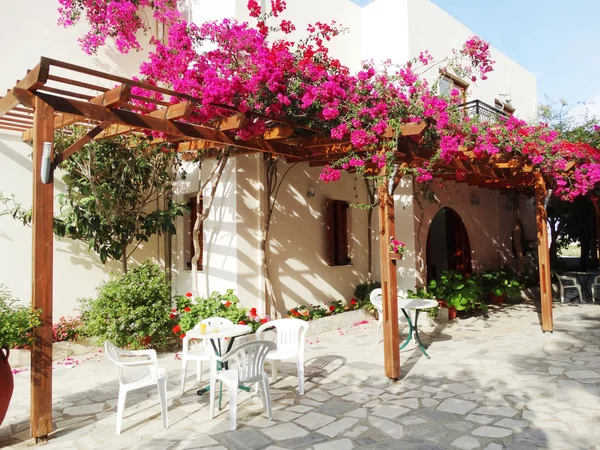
[490,292,506,306]
[438,300,457,320]
[0,346,14,426]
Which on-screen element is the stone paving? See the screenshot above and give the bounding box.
[2,301,600,449]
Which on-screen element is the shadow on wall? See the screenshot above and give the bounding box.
[414,181,527,285]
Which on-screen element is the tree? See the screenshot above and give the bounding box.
[2,129,187,273]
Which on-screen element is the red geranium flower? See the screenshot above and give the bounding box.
[171,308,177,312]
[224,301,232,308]
[329,305,336,312]
[172,324,181,334]
[179,333,186,339]
[184,306,191,312]
[238,320,246,325]
[260,318,268,324]
[169,313,176,319]
[250,307,257,317]
[351,299,357,305]
[185,292,192,298]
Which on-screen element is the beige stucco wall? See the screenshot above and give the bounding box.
[0,0,158,319]
[413,181,536,286]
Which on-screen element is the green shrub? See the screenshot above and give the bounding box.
[0,284,41,349]
[53,316,84,342]
[175,290,251,334]
[428,271,486,312]
[480,267,522,298]
[354,280,381,313]
[79,262,173,349]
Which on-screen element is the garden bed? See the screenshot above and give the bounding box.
[8,338,100,369]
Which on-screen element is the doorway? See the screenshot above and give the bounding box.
[426,207,472,282]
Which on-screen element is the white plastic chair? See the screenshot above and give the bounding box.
[209,340,276,431]
[255,318,309,395]
[370,288,383,343]
[556,275,583,303]
[591,275,600,303]
[181,317,233,394]
[104,341,168,434]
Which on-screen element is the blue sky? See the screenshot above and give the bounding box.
[350,0,600,114]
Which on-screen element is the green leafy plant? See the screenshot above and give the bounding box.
[0,284,41,349]
[480,268,523,298]
[53,316,84,343]
[354,280,381,313]
[309,304,330,319]
[79,262,174,349]
[428,271,486,312]
[329,300,347,314]
[288,305,311,321]
[175,290,257,334]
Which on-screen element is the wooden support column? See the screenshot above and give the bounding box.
[534,173,553,332]
[593,200,600,263]
[30,96,55,442]
[378,167,400,380]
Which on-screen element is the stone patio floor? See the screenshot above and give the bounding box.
[2,301,600,450]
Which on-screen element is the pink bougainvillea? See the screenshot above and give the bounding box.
[57,0,600,201]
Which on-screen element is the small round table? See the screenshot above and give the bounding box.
[398,298,438,359]
[196,324,251,398]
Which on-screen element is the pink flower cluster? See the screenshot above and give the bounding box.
[319,166,341,183]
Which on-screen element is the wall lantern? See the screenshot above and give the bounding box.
[307,187,316,198]
[470,192,480,206]
[40,142,53,184]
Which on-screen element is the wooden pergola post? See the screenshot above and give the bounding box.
[593,200,600,263]
[378,168,400,380]
[30,96,55,442]
[534,173,553,332]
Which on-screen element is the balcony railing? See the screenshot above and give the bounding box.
[460,100,508,123]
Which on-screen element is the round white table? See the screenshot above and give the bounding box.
[196,324,251,398]
[398,298,438,359]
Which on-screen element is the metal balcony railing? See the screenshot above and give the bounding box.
[460,100,508,123]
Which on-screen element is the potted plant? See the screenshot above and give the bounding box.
[428,271,486,318]
[0,285,41,425]
[389,237,406,260]
[481,268,522,305]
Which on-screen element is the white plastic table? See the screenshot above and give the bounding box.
[196,324,251,399]
[398,298,438,359]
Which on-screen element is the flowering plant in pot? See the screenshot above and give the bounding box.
[428,271,486,318]
[389,237,406,260]
[480,268,522,305]
[0,285,41,425]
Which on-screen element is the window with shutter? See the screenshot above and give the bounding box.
[326,199,350,266]
[186,196,203,270]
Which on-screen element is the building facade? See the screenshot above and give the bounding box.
[0,0,537,319]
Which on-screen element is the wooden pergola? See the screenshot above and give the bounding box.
[0,57,555,443]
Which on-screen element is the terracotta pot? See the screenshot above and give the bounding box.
[490,292,506,306]
[0,346,14,426]
[437,300,457,320]
[389,252,403,260]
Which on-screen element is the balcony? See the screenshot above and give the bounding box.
[460,100,509,123]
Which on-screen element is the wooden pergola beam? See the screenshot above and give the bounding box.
[54,121,112,166]
[0,62,49,116]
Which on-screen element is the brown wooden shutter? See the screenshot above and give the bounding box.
[326,199,349,266]
[188,197,203,270]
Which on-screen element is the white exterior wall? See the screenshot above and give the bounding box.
[406,0,537,120]
[0,0,538,318]
[0,0,157,319]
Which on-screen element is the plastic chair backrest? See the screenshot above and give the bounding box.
[256,318,309,355]
[557,275,577,287]
[370,288,383,312]
[221,340,276,383]
[104,341,153,383]
[595,275,600,284]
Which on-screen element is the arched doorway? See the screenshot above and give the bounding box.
[426,207,472,282]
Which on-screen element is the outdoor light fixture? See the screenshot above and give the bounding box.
[40,142,52,184]
[470,192,480,206]
[307,187,316,198]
